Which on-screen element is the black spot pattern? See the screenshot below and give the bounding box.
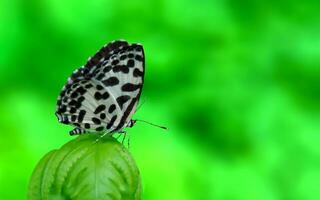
[102,92,109,99]
[70,107,76,113]
[122,83,141,92]
[96,85,103,90]
[116,95,130,109]
[103,66,112,73]
[84,123,90,129]
[75,102,82,109]
[69,100,77,106]
[96,126,104,131]
[78,110,86,123]
[61,118,69,124]
[127,59,135,67]
[112,59,119,65]
[71,115,77,122]
[94,92,102,100]
[92,117,101,125]
[82,68,89,74]
[100,113,106,119]
[96,73,105,80]
[71,91,79,98]
[78,96,85,102]
[102,77,119,86]
[135,55,143,61]
[85,83,93,89]
[113,65,129,73]
[133,68,143,77]
[108,104,116,113]
[107,115,117,129]
[71,83,79,89]
[120,55,127,60]
[76,87,86,95]
[59,105,66,113]
[94,105,106,114]
[135,45,143,52]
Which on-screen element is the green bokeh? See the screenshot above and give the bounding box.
[1,0,320,199]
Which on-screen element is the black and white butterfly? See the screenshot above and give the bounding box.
[55,40,145,136]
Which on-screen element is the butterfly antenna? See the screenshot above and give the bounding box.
[135,119,168,130]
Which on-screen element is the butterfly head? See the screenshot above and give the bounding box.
[127,120,136,128]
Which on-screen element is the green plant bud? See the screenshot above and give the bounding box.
[28,134,141,200]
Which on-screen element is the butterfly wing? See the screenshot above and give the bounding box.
[56,40,145,135]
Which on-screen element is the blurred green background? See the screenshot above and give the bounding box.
[1,0,320,199]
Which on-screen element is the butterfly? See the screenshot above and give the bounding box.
[55,40,145,135]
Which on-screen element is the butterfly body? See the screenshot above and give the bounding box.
[55,40,144,135]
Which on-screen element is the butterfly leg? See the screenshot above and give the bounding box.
[120,131,127,145]
[118,131,130,149]
[114,131,127,144]
[69,128,86,136]
[113,131,130,148]
[127,133,131,149]
[115,133,123,140]
[94,131,110,143]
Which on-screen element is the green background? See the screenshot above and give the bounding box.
[1,0,320,199]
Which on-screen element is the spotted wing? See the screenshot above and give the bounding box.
[91,41,145,132]
[55,40,145,134]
